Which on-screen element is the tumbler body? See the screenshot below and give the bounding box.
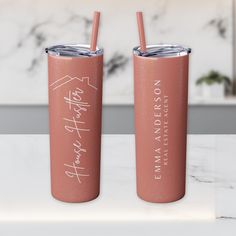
[47,45,103,202]
[133,45,191,203]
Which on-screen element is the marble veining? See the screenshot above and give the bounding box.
[104,52,129,77]
[213,136,236,221]
[205,17,228,39]
[0,135,214,222]
[0,134,235,234]
[0,0,233,104]
[217,216,236,220]
[189,175,214,184]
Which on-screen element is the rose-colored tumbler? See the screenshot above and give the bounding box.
[133,45,191,203]
[46,44,103,202]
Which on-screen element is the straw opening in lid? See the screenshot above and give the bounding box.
[133,44,191,58]
[45,44,103,57]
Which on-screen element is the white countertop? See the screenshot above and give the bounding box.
[0,135,235,235]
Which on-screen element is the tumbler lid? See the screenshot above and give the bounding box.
[133,44,191,58]
[45,44,103,57]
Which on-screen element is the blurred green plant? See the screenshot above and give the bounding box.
[196,70,231,86]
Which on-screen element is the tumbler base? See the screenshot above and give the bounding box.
[137,192,186,204]
[51,192,100,203]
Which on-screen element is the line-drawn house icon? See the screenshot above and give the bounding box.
[50,75,97,91]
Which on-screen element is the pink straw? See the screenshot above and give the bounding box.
[90,11,100,51]
[136,12,147,52]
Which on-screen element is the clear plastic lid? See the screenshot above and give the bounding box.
[133,44,191,58]
[45,44,103,57]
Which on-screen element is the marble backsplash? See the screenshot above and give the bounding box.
[0,0,232,104]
